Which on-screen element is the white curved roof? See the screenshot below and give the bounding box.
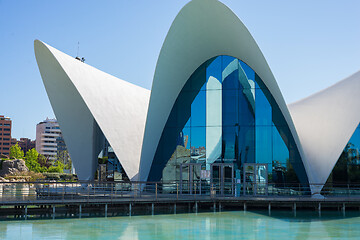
[34,40,150,180]
[139,0,307,182]
[289,70,360,193]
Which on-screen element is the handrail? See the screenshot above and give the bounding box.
[1,180,360,204]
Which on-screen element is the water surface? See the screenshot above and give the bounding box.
[1,211,359,239]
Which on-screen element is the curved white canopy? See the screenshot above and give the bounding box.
[139,0,307,182]
[35,40,150,180]
[289,71,360,193]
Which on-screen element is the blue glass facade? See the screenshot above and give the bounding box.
[148,56,308,186]
[324,123,360,186]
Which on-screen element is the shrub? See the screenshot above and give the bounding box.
[9,143,24,159]
[5,171,45,181]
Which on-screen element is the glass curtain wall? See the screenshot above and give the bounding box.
[148,55,308,188]
[323,123,360,193]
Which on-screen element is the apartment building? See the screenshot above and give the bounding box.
[0,115,12,156]
[36,118,62,160]
[11,138,36,154]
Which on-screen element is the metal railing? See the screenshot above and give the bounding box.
[1,180,360,204]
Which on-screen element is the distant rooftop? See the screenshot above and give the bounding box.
[0,115,11,121]
[38,117,57,125]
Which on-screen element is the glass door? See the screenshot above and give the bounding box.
[255,164,268,195]
[210,163,234,196]
[243,163,268,195]
[243,164,255,195]
[180,163,201,194]
[211,165,221,195]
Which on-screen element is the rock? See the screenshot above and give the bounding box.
[0,159,29,177]
[0,176,9,182]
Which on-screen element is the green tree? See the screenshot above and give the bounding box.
[9,143,24,159]
[65,159,72,170]
[38,154,50,168]
[56,150,71,167]
[25,148,45,172]
[47,161,65,173]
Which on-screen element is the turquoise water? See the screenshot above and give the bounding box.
[1,211,360,239]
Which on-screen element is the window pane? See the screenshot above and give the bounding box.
[272,126,289,166]
[222,126,237,161]
[239,125,255,165]
[177,91,192,128]
[255,88,272,126]
[190,127,206,163]
[256,126,272,164]
[222,90,238,127]
[206,89,222,127]
[222,56,239,90]
[239,60,255,82]
[206,56,222,90]
[206,126,222,164]
[191,90,206,127]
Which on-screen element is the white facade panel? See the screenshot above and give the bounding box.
[35,40,150,180]
[289,71,360,194]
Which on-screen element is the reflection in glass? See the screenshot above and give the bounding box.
[324,124,360,193]
[148,55,308,190]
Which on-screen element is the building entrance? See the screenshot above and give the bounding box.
[210,163,234,196]
[243,163,268,195]
[179,163,201,194]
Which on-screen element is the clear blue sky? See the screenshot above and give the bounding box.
[0,0,359,140]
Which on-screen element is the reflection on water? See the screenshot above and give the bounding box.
[1,211,360,239]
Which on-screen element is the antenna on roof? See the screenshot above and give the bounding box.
[75,41,85,63]
[77,41,80,58]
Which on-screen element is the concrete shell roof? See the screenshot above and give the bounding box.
[35,40,150,180]
[139,0,307,182]
[289,70,360,193]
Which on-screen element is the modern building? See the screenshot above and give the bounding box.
[11,138,36,154]
[0,115,12,156]
[36,118,68,161]
[34,0,360,196]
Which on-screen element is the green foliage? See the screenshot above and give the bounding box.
[9,143,24,159]
[42,172,77,181]
[98,157,108,164]
[25,148,46,173]
[38,154,51,168]
[23,148,67,174]
[5,171,45,181]
[65,159,72,170]
[47,161,65,173]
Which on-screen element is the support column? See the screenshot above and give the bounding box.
[79,205,82,218]
[268,203,271,216]
[24,205,28,220]
[129,203,132,217]
[52,205,55,219]
[105,204,108,218]
[151,203,154,216]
